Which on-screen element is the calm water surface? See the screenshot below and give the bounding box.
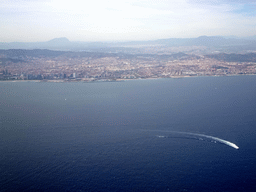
[0,76,256,191]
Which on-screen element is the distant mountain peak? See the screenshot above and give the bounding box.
[48,37,70,43]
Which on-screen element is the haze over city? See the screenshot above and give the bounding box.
[1,0,256,42]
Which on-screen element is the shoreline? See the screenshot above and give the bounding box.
[0,74,255,83]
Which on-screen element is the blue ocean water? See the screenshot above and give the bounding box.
[0,76,256,192]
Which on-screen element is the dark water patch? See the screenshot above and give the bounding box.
[1,76,256,191]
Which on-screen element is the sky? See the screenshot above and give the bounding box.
[1,0,255,42]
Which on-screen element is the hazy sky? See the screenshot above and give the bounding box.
[1,0,255,42]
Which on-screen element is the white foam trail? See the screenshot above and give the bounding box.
[183,132,239,150]
[156,135,166,138]
[141,130,239,149]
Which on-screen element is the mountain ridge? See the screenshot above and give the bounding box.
[0,36,255,52]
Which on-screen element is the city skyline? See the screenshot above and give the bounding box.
[1,0,256,42]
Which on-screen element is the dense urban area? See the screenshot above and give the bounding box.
[1,47,256,82]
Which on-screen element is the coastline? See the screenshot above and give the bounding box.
[0,73,255,83]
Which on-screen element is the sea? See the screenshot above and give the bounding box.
[0,76,256,192]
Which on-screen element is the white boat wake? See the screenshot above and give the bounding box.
[141,130,239,149]
[171,132,239,150]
